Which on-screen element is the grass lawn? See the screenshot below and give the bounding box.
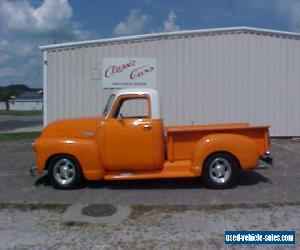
[0,110,43,116]
[0,132,40,140]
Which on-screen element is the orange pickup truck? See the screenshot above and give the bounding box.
[32,88,272,189]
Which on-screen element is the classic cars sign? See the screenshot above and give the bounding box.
[102,58,156,88]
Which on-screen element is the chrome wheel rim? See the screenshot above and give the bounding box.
[53,158,76,185]
[209,157,232,184]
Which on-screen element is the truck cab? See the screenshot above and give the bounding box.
[101,89,165,171]
[33,88,272,189]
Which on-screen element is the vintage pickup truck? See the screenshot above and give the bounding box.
[32,88,272,189]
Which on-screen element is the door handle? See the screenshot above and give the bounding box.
[143,124,151,129]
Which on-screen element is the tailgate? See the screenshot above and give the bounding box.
[239,126,270,156]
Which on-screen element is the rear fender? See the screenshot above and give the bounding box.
[191,133,259,175]
[34,137,105,180]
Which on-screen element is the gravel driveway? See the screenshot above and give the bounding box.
[0,204,298,249]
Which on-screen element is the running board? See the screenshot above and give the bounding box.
[104,160,197,180]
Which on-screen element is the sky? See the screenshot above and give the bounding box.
[0,0,300,88]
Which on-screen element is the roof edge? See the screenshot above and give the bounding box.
[39,26,300,51]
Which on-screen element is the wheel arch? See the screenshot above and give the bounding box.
[45,153,79,170]
[35,137,106,180]
[201,151,240,189]
[202,150,241,175]
[47,153,83,189]
[191,133,259,175]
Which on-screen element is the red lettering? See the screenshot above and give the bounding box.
[104,59,136,78]
[130,66,154,79]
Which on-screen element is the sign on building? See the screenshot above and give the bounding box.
[102,58,156,88]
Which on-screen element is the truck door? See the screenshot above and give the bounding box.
[104,95,161,171]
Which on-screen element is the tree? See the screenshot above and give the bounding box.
[0,89,11,110]
[0,85,30,110]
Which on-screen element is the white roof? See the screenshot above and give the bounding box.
[39,26,300,51]
[113,88,158,96]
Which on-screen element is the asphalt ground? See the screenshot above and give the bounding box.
[0,138,299,206]
[0,115,42,132]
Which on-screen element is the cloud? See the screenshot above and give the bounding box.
[0,53,12,65]
[277,0,300,31]
[244,0,300,31]
[163,10,180,32]
[114,9,150,36]
[0,40,38,58]
[19,58,42,87]
[0,0,96,87]
[0,67,21,78]
[0,0,91,41]
[0,59,42,87]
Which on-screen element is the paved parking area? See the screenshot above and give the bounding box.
[0,138,299,206]
[0,115,42,132]
[0,138,299,249]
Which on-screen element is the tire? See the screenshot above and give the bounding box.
[202,152,239,189]
[48,154,83,189]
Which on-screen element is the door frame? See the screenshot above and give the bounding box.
[107,94,152,119]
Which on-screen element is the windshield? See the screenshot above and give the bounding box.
[102,94,116,116]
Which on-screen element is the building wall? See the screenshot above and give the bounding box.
[0,102,6,110]
[9,101,43,111]
[46,32,300,136]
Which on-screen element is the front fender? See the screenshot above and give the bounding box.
[192,133,259,175]
[33,137,105,180]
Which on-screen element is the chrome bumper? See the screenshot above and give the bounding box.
[257,152,273,169]
[29,164,37,177]
[260,154,273,165]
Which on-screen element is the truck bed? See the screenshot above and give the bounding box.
[166,123,270,162]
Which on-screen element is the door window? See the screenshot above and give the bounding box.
[113,97,149,119]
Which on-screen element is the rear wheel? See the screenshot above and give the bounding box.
[202,152,239,189]
[48,155,82,189]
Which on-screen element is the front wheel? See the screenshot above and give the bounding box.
[48,155,83,189]
[202,152,239,189]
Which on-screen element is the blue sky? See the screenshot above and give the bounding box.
[0,0,300,87]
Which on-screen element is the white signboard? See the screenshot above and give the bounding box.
[102,58,156,88]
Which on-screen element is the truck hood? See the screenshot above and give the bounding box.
[40,116,104,139]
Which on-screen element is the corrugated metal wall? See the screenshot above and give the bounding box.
[46,32,300,136]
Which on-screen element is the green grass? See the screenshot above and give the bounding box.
[0,203,69,212]
[130,201,300,219]
[63,221,91,227]
[0,110,43,116]
[0,131,40,140]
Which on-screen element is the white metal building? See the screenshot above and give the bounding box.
[40,27,300,136]
[0,102,6,110]
[9,92,43,111]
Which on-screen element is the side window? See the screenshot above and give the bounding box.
[113,97,149,119]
